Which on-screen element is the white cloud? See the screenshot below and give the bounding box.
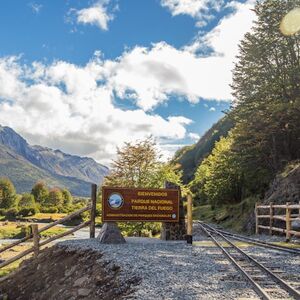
[76,1,113,31]
[102,1,255,111]
[28,2,42,14]
[0,56,191,165]
[161,0,225,27]
[209,107,216,112]
[188,132,200,141]
[0,0,256,164]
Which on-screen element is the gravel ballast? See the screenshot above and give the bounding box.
[59,227,260,299]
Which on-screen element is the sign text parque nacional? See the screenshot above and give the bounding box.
[102,187,180,222]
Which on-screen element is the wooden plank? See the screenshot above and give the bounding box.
[256,205,270,209]
[0,247,34,269]
[269,202,273,235]
[255,202,259,234]
[286,202,291,241]
[90,184,97,238]
[39,220,90,247]
[38,205,90,233]
[31,224,40,258]
[0,205,90,255]
[0,220,90,270]
[289,230,300,237]
[272,215,286,221]
[257,215,271,218]
[270,227,286,233]
[186,194,193,244]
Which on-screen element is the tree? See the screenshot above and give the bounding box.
[62,188,73,206]
[104,137,184,237]
[0,177,17,209]
[105,137,182,189]
[46,188,64,208]
[31,181,49,203]
[231,0,300,183]
[18,193,37,216]
[191,134,244,206]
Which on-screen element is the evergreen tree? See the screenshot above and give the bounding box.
[231,0,300,180]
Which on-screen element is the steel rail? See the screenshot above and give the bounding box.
[199,224,300,255]
[200,222,300,300]
[198,222,271,300]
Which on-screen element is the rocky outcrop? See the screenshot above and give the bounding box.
[264,161,300,204]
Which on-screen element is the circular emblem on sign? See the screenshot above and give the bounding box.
[108,193,124,209]
[172,213,177,219]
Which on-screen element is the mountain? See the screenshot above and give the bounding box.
[174,116,234,183]
[0,125,109,196]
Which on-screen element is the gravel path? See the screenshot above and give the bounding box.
[58,222,300,299]
[59,224,261,300]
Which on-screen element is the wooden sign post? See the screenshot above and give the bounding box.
[186,193,193,244]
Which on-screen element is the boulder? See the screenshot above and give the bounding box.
[97,222,126,244]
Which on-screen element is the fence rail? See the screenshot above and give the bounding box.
[0,184,98,270]
[255,202,300,241]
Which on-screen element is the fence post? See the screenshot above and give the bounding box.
[255,202,259,234]
[286,202,291,242]
[31,224,40,258]
[90,184,97,238]
[186,193,193,244]
[269,202,273,236]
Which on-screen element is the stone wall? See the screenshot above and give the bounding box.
[160,182,186,240]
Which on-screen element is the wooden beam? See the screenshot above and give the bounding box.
[286,202,291,242]
[90,184,97,238]
[31,224,40,258]
[186,193,193,244]
[0,205,90,255]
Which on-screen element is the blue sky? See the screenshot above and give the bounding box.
[0,0,255,164]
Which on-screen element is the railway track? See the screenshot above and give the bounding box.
[198,223,300,255]
[198,222,300,300]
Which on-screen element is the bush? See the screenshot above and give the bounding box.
[41,206,59,213]
[18,206,37,217]
[5,208,19,220]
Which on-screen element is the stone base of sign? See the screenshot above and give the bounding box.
[161,220,186,240]
[161,181,186,241]
[97,222,126,244]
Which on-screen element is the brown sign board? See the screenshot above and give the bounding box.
[102,187,180,222]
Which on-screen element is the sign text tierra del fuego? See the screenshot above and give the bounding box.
[102,187,180,222]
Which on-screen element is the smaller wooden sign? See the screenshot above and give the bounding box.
[102,187,180,222]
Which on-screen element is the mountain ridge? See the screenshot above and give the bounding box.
[0,125,109,196]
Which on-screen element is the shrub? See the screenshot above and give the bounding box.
[5,208,19,220]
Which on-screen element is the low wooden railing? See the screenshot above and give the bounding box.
[255,202,300,241]
[0,184,98,270]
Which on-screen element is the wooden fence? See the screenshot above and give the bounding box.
[0,184,98,270]
[255,202,300,241]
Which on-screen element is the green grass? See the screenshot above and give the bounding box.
[0,222,67,239]
[193,197,258,233]
[0,224,22,239]
[24,213,66,222]
[40,227,67,238]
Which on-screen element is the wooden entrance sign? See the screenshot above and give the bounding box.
[102,187,180,222]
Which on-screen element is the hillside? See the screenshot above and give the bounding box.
[174,115,233,183]
[0,125,109,196]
